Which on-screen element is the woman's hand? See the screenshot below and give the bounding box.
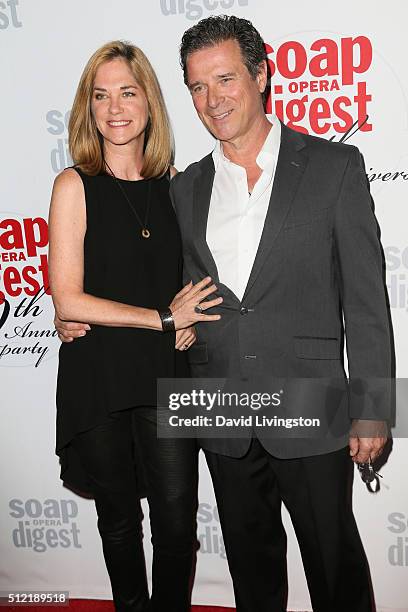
[175,327,196,351]
[169,277,222,330]
[54,313,90,342]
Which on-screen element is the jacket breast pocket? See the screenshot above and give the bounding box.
[283,208,331,246]
[294,336,340,360]
[187,343,209,365]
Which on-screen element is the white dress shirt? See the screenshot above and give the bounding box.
[206,114,281,301]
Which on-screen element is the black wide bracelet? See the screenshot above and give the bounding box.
[158,308,175,332]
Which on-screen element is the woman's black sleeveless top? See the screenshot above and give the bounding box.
[56,168,188,490]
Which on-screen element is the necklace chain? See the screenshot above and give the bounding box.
[104,160,152,239]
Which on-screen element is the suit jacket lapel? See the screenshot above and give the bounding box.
[242,123,308,301]
[192,154,219,283]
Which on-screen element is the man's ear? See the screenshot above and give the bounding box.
[256,60,268,93]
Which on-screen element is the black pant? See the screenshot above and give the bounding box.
[72,408,198,612]
[205,440,374,612]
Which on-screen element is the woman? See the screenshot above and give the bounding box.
[48,40,222,612]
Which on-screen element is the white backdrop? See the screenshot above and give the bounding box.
[1,1,408,610]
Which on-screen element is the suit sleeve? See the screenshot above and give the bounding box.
[169,173,191,288]
[334,145,393,421]
[168,171,180,212]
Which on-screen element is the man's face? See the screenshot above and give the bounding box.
[186,38,267,146]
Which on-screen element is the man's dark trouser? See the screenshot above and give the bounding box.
[205,440,374,612]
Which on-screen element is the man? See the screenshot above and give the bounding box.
[58,15,392,612]
[169,15,392,612]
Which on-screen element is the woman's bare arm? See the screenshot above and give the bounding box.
[48,169,221,331]
[49,169,163,330]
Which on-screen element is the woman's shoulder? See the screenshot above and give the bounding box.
[51,167,86,215]
[53,167,84,191]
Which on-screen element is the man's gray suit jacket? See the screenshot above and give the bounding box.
[169,122,393,459]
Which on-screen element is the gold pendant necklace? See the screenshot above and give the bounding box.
[104,160,152,239]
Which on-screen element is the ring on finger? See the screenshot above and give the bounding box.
[194,304,203,314]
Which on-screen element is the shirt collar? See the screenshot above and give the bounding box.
[212,114,281,172]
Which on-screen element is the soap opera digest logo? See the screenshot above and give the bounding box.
[47,110,73,174]
[197,502,226,559]
[0,0,22,29]
[263,33,407,188]
[388,511,408,566]
[0,213,58,367]
[385,245,408,313]
[160,0,249,21]
[9,498,81,553]
[264,33,373,141]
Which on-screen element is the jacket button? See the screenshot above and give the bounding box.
[240,306,248,315]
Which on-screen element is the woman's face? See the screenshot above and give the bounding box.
[91,58,149,149]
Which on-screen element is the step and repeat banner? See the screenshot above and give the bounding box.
[1,1,407,610]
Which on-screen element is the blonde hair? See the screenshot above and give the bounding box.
[69,41,173,178]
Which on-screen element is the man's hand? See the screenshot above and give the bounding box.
[175,327,196,351]
[54,314,90,343]
[349,419,388,463]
